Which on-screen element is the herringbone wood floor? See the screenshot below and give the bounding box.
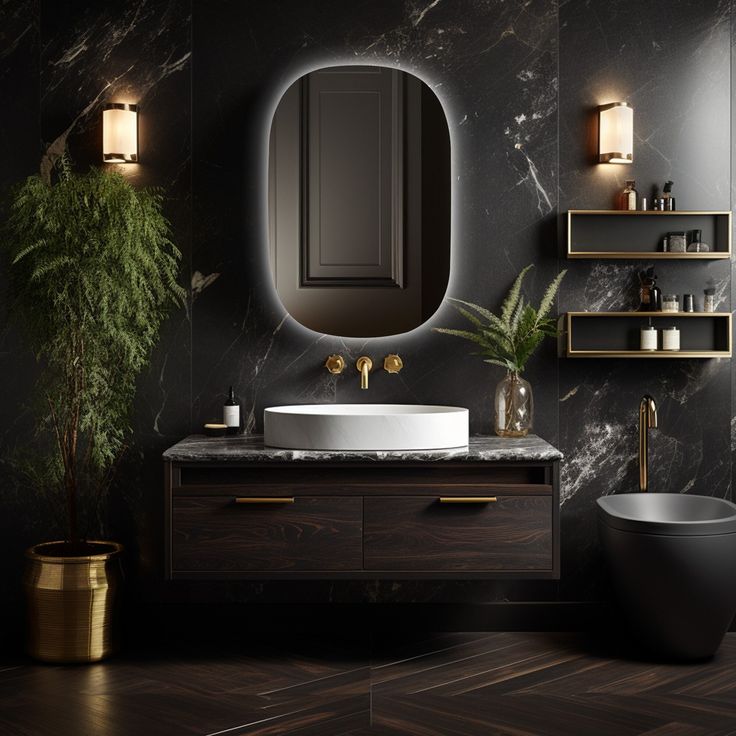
[2,632,736,735]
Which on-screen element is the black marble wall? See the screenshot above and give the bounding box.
[0,0,733,620]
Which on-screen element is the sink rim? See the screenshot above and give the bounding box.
[265,403,468,417]
[263,403,469,451]
[597,493,736,536]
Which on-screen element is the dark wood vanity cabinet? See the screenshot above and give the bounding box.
[164,444,560,580]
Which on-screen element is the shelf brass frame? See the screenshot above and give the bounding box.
[566,210,732,259]
[565,312,732,359]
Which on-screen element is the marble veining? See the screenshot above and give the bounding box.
[0,0,733,611]
[163,434,563,463]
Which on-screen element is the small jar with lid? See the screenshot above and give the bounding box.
[661,294,680,313]
[640,326,658,351]
[662,326,681,351]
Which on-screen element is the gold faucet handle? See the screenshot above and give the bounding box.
[383,354,403,374]
[324,354,346,374]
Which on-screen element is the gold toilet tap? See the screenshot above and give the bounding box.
[639,394,658,492]
[356,356,373,389]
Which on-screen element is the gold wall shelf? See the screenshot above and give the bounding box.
[566,312,732,358]
[567,210,732,259]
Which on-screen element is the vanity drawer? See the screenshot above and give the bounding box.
[363,495,552,571]
[172,496,362,572]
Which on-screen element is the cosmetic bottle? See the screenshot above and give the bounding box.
[662,294,679,313]
[663,181,675,210]
[667,232,687,253]
[223,386,241,436]
[638,268,661,312]
[683,294,694,312]
[640,197,648,211]
[704,288,716,312]
[621,180,637,210]
[652,190,665,210]
[686,229,710,253]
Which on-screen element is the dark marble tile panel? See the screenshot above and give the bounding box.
[558,0,732,600]
[191,0,560,444]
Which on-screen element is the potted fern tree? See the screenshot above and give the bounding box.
[435,265,565,437]
[2,159,184,662]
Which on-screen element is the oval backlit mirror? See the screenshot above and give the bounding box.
[268,65,450,337]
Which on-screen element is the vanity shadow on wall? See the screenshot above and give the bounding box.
[269,65,451,337]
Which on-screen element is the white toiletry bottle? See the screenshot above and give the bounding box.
[223,386,241,436]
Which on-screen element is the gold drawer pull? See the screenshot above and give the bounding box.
[234,497,295,504]
[439,497,497,504]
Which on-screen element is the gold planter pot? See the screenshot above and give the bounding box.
[24,540,123,663]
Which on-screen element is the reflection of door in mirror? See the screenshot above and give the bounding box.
[269,65,450,338]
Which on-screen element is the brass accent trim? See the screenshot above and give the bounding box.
[103,102,138,112]
[565,312,732,359]
[356,356,373,390]
[566,210,732,259]
[568,252,730,260]
[567,311,732,317]
[598,152,632,164]
[568,352,731,358]
[383,354,403,374]
[568,210,732,215]
[439,497,497,504]
[598,101,631,112]
[234,497,295,504]
[103,152,138,163]
[639,395,657,492]
[324,354,346,374]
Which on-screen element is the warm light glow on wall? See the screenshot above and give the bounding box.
[598,102,633,164]
[102,103,138,163]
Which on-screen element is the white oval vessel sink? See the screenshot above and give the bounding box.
[264,404,469,451]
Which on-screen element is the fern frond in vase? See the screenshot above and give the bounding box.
[434,265,566,437]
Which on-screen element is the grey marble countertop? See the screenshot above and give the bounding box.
[162,434,562,463]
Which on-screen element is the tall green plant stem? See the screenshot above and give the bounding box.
[2,161,186,545]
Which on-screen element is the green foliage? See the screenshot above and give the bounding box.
[434,265,566,375]
[2,162,185,543]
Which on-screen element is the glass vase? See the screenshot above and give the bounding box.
[494,371,533,437]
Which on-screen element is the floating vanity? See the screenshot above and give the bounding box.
[163,435,561,581]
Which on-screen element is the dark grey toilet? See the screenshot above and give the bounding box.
[598,492,736,660]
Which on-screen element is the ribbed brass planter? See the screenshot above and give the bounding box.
[24,540,123,663]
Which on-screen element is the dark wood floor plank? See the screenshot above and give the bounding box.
[641,723,722,736]
[4,633,736,735]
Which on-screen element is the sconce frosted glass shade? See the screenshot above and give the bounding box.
[102,103,138,163]
[598,102,633,164]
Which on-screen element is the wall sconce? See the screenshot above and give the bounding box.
[102,103,138,163]
[598,102,633,164]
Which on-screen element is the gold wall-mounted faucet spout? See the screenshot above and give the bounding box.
[639,394,658,492]
[356,356,373,389]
